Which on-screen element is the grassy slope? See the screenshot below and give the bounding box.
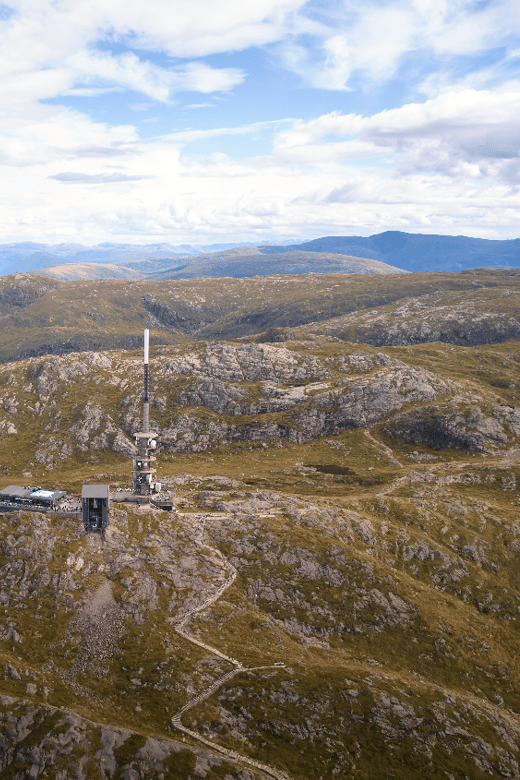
[0,268,519,362]
[37,262,141,281]
[290,282,520,346]
[0,336,520,776]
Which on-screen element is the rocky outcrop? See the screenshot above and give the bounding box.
[4,339,517,465]
[295,288,520,347]
[0,696,260,778]
[156,363,454,452]
[70,404,136,456]
[0,274,60,317]
[163,343,320,384]
[383,404,511,453]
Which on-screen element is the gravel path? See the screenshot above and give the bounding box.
[364,424,404,468]
[171,513,291,780]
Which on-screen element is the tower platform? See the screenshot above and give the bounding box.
[112,488,174,511]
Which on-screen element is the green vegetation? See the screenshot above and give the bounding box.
[0,268,518,362]
[0,270,520,777]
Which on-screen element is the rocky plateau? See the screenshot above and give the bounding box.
[0,270,518,778]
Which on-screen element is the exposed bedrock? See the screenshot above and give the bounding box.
[6,342,519,467]
[340,316,520,347]
[382,404,518,453]
[155,365,452,452]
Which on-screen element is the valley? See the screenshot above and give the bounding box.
[0,268,519,364]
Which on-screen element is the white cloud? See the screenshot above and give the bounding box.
[277,0,520,92]
[66,145,139,159]
[66,52,244,102]
[269,91,520,180]
[0,1,518,245]
[161,119,287,144]
[100,0,308,57]
[0,85,519,244]
[1,0,516,109]
[63,87,123,97]
[0,0,307,73]
[49,171,151,183]
[0,0,288,114]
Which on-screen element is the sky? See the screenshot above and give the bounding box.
[0,0,519,246]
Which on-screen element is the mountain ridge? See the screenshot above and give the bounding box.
[259,231,520,272]
[1,231,519,279]
[146,250,407,280]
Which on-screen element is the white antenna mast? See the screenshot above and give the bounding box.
[132,329,156,497]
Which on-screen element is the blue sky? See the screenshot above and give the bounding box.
[0,0,519,245]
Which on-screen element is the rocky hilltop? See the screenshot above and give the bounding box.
[290,278,520,347]
[0,321,520,777]
[1,338,518,470]
[147,249,406,280]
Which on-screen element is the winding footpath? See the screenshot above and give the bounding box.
[376,449,520,498]
[363,424,403,468]
[171,446,520,777]
[171,513,291,780]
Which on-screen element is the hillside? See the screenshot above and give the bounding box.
[32,249,404,281]
[0,269,518,363]
[286,273,520,346]
[37,262,142,281]
[1,334,520,777]
[150,249,407,280]
[0,241,271,277]
[0,242,202,276]
[260,231,520,272]
[2,232,519,280]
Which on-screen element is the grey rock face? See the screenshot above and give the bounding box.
[383,404,509,453]
[298,288,520,347]
[71,403,136,456]
[0,697,261,778]
[3,338,518,468]
[153,354,452,452]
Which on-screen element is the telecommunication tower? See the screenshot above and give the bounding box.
[132,329,160,497]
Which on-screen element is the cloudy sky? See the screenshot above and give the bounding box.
[1,0,519,246]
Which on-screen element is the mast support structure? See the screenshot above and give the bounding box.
[132,329,158,496]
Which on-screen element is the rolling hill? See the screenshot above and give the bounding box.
[148,249,407,280]
[32,248,405,282]
[2,231,519,281]
[0,268,518,364]
[36,262,142,281]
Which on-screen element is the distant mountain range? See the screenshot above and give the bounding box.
[0,231,518,280]
[259,232,520,273]
[0,240,266,276]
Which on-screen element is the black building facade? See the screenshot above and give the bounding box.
[81,485,110,533]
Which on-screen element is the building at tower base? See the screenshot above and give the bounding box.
[82,484,110,532]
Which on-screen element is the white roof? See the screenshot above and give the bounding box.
[82,484,110,499]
